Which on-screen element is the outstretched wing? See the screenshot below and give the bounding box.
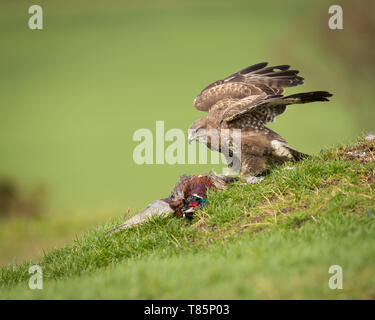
[194,62,304,112]
[223,91,332,130]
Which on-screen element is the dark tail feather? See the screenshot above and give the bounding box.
[224,90,332,124]
[288,146,309,161]
[283,91,333,104]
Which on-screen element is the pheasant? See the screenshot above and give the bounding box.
[105,172,237,235]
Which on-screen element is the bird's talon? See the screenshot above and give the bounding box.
[243,176,265,184]
[283,166,295,170]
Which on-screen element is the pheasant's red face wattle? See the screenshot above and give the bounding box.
[188,201,200,209]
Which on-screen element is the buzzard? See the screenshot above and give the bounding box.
[188,62,332,176]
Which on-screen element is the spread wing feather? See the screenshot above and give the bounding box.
[223,91,332,129]
[194,62,304,112]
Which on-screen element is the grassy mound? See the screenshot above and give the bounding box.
[1,135,374,299]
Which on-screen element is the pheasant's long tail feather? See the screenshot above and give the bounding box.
[105,200,173,236]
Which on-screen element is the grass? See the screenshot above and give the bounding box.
[0,210,111,266]
[0,0,366,214]
[0,135,374,299]
[1,0,373,266]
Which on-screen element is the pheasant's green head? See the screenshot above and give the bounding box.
[182,195,208,219]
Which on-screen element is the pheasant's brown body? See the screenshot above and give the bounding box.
[167,173,235,217]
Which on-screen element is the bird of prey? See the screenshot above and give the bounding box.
[188,62,332,177]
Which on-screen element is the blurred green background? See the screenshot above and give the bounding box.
[0,0,374,265]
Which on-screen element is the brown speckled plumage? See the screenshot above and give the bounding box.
[189,62,333,176]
